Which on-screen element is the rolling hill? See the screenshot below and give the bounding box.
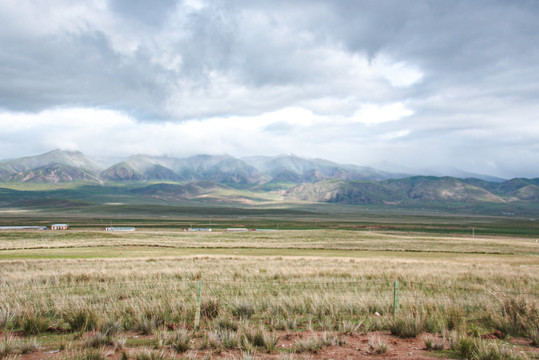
[285,177,539,205]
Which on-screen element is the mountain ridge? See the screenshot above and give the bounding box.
[0,150,415,185]
[0,150,537,212]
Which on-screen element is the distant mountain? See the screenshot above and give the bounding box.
[493,178,539,201]
[5,149,103,174]
[0,150,103,184]
[242,155,402,183]
[0,163,15,177]
[3,163,101,184]
[100,154,266,185]
[202,157,267,185]
[100,155,184,181]
[285,176,538,205]
[0,150,537,211]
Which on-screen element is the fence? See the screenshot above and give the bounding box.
[2,276,537,331]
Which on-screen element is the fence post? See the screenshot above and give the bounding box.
[194,280,202,330]
[393,280,399,317]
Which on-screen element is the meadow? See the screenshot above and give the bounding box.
[0,221,538,359]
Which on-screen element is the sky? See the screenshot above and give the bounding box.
[1,0,538,178]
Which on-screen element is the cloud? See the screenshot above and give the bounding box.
[0,1,538,177]
[351,103,413,125]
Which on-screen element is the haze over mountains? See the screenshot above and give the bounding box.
[0,150,538,212]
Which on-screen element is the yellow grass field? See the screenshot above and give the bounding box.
[0,229,537,359]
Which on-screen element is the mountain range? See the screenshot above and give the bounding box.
[0,149,403,186]
[0,150,537,213]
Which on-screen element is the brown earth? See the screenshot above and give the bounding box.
[9,330,539,359]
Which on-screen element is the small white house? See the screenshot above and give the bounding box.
[105,227,135,232]
[51,224,69,230]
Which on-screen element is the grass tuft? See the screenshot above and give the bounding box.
[339,320,362,335]
[201,298,220,320]
[0,306,15,330]
[424,335,444,351]
[231,301,255,319]
[0,336,17,358]
[473,339,528,360]
[18,338,39,354]
[390,312,426,338]
[65,309,99,332]
[168,329,193,353]
[134,349,173,360]
[84,332,114,348]
[369,334,389,354]
[64,348,107,360]
[294,336,323,353]
[21,312,50,335]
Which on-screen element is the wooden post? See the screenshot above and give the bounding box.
[194,280,202,330]
[393,281,399,317]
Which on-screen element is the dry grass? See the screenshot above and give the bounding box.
[0,229,537,358]
[1,229,537,255]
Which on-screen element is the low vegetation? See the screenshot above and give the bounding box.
[0,223,537,359]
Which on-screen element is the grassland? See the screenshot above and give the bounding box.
[0,219,538,359]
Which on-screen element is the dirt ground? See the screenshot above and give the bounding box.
[8,330,539,360]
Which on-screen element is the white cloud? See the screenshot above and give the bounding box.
[372,55,423,88]
[351,103,414,125]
